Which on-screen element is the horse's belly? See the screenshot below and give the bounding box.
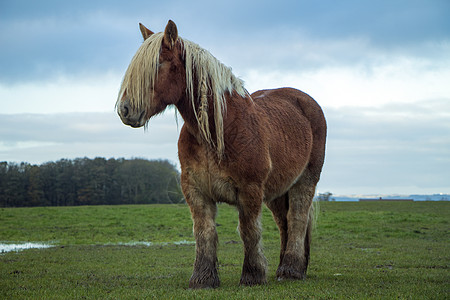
[263,165,306,202]
[187,166,239,205]
[263,135,313,201]
[211,176,239,204]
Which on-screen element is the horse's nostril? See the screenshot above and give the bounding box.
[121,101,130,117]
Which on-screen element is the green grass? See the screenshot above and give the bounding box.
[1,202,449,299]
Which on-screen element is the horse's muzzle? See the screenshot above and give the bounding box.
[118,98,146,128]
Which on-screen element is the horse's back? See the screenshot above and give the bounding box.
[251,88,325,132]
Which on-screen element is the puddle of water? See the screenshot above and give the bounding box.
[0,243,54,253]
[116,241,154,247]
[173,240,195,245]
[117,240,195,247]
[1,240,195,253]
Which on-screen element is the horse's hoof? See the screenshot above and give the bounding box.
[239,272,267,286]
[189,275,220,289]
[276,265,306,280]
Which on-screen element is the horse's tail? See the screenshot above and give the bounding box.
[311,199,320,231]
[304,200,319,268]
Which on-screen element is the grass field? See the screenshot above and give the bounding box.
[1,201,449,299]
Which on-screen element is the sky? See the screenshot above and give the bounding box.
[1,0,449,196]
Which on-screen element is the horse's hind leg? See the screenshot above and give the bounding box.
[277,173,316,280]
[266,194,289,271]
[238,186,268,286]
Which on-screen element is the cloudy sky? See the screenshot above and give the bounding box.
[1,0,449,196]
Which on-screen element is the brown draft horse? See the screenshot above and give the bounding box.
[116,20,327,288]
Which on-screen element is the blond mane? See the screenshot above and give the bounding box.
[118,32,248,156]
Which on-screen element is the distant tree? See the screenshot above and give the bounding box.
[0,158,183,207]
[0,162,8,206]
[39,162,57,206]
[3,163,28,207]
[317,192,333,202]
[26,165,44,206]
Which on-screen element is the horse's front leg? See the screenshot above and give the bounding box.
[238,187,268,286]
[186,190,219,289]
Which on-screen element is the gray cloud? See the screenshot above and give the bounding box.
[1,0,449,83]
[0,111,181,165]
[319,98,450,194]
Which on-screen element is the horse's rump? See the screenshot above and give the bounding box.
[250,88,327,200]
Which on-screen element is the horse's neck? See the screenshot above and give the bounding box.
[175,93,202,137]
[175,91,251,146]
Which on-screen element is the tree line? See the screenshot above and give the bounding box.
[0,158,184,207]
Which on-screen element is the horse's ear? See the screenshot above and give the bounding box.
[139,23,154,41]
[163,20,178,49]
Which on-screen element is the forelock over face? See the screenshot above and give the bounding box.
[117,33,165,113]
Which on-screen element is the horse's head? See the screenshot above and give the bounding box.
[116,20,186,128]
